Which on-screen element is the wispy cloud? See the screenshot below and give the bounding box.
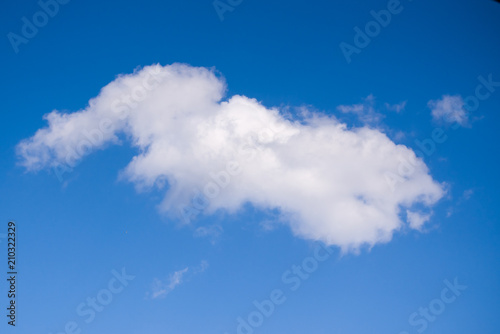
[462,189,474,200]
[148,260,209,299]
[385,101,407,113]
[194,225,223,244]
[337,94,383,125]
[149,267,188,299]
[193,260,209,274]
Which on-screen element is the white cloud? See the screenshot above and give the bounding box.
[193,260,209,274]
[337,94,383,125]
[385,101,407,113]
[194,225,223,244]
[406,210,431,231]
[462,189,474,200]
[17,63,445,251]
[149,267,189,299]
[428,95,469,126]
[148,260,209,299]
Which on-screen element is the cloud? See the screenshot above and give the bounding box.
[17,63,445,251]
[193,260,209,274]
[149,267,189,299]
[428,95,469,126]
[462,189,474,200]
[337,94,383,125]
[385,101,407,113]
[406,210,431,231]
[148,260,209,299]
[194,225,223,244]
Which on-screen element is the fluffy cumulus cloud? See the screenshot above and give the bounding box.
[428,95,469,126]
[17,63,445,251]
[406,210,432,231]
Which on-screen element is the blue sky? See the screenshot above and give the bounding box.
[1,0,500,333]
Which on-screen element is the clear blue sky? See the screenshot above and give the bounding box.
[1,0,499,333]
